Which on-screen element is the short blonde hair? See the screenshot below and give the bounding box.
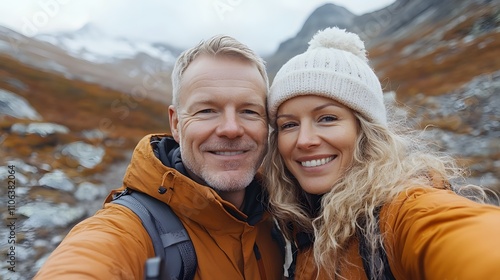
[171,35,268,107]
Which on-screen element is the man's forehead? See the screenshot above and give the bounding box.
[185,55,257,75]
[180,56,265,87]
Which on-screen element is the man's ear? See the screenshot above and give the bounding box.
[168,105,180,142]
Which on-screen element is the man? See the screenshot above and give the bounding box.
[35,35,284,279]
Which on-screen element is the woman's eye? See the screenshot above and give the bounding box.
[319,115,338,122]
[279,122,297,130]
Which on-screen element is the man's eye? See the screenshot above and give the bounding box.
[242,109,258,115]
[197,109,215,114]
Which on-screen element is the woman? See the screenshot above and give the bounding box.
[264,27,500,279]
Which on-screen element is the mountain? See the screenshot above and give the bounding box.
[0,47,171,279]
[35,23,180,64]
[0,24,182,104]
[266,0,499,99]
[265,3,356,76]
[360,0,499,98]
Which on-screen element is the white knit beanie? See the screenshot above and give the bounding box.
[268,27,386,128]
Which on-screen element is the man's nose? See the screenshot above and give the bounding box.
[215,111,244,138]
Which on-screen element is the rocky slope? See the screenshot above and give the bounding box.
[0,54,167,279]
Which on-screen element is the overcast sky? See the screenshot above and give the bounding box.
[0,0,395,55]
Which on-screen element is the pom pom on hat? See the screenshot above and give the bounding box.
[268,27,387,128]
[308,27,368,63]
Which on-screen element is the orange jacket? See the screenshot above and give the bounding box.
[35,134,284,279]
[293,187,500,279]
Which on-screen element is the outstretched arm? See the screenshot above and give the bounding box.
[383,187,500,280]
[34,203,154,280]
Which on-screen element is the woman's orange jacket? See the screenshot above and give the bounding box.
[293,187,500,279]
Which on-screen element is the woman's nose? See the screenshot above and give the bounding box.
[295,124,320,150]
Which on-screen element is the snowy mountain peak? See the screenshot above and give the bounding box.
[74,23,105,37]
[35,22,179,65]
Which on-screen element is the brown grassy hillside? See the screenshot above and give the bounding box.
[370,5,500,100]
[0,54,170,172]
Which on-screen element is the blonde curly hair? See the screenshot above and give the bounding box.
[264,111,490,279]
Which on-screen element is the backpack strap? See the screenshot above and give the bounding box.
[112,189,197,280]
[357,207,395,280]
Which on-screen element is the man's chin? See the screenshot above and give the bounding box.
[204,169,255,192]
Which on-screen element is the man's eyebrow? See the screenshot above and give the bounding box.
[241,101,265,109]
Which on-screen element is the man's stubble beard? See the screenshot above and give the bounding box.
[178,133,263,192]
